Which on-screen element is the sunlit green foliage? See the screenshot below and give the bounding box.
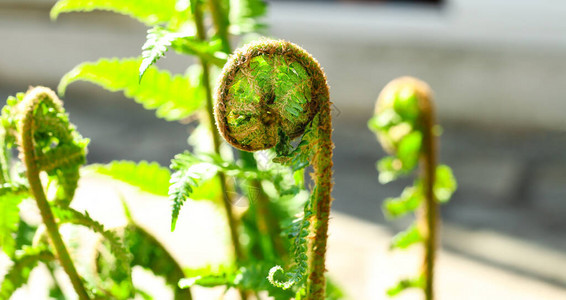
[59,58,205,122]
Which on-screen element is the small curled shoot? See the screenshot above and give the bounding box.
[267,265,294,290]
[215,39,333,299]
[369,77,457,300]
[15,87,90,299]
[215,39,326,152]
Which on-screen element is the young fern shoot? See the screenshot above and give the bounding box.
[215,39,334,299]
[15,87,90,299]
[368,77,457,300]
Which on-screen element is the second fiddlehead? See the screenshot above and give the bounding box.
[15,87,90,299]
[215,39,333,299]
[368,77,457,299]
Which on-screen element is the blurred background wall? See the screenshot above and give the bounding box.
[3,0,566,129]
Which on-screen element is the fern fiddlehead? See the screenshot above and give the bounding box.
[369,77,457,299]
[215,39,333,299]
[16,87,90,299]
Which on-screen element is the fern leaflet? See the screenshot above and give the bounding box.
[89,160,171,196]
[140,26,227,80]
[59,58,205,121]
[0,184,28,257]
[0,246,54,299]
[267,189,313,291]
[52,206,132,280]
[169,152,218,231]
[50,0,185,26]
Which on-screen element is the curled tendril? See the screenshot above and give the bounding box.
[215,39,327,152]
[370,77,442,300]
[372,76,432,156]
[15,86,90,299]
[17,87,88,203]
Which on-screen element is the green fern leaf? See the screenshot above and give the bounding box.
[139,26,227,80]
[268,189,313,290]
[382,185,422,219]
[169,153,218,231]
[0,185,28,257]
[123,223,190,298]
[52,206,132,279]
[434,164,457,203]
[50,0,182,26]
[90,160,171,196]
[0,246,54,299]
[390,224,422,250]
[59,58,205,121]
[140,26,191,80]
[386,276,424,296]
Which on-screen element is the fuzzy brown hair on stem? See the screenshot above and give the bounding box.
[215,39,334,299]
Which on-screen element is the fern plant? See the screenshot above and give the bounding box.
[214,39,334,300]
[49,0,330,298]
[368,77,457,300]
[0,87,200,299]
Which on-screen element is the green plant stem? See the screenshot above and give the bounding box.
[193,3,248,299]
[420,101,437,300]
[20,103,90,300]
[207,0,231,53]
[306,94,333,300]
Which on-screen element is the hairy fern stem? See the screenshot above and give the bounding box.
[18,87,90,299]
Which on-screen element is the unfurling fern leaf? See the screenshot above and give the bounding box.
[8,87,91,298]
[50,0,186,26]
[0,246,55,299]
[267,189,313,291]
[59,58,205,122]
[90,160,171,196]
[179,264,295,300]
[0,184,29,258]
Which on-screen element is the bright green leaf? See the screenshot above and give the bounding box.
[376,156,402,184]
[368,109,401,134]
[382,185,422,218]
[386,276,424,297]
[435,164,457,203]
[393,87,419,121]
[89,160,171,196]
[396,131,422,171]
[50,0,183,26]
[390,224,422,250]
[0,186,28,258]
[59,58,205,121]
